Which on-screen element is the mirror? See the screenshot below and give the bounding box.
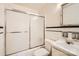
[62,3,79,26]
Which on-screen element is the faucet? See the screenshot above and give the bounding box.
[62,32,74,45]
[65,37,74,45]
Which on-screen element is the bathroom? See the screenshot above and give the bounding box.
[0,2,79,57]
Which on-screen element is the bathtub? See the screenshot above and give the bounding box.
[9,46,44,56]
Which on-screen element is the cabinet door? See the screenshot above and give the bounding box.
[52,48,68,56]
[30,15,45,48]
[0,32,5,56]
[6,10,29,55]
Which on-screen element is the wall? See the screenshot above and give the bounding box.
[39,3,61,27]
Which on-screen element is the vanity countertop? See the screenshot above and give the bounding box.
[46,39,79,56]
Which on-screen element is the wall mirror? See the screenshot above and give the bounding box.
[61,3,79,26]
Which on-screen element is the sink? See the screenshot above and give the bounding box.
[52,40,79,56]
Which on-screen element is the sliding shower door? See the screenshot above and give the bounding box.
[6,10,29,55]
[30,15,45,48]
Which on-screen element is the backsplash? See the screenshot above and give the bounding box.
[45,30,63,41]
[45,28,79,45]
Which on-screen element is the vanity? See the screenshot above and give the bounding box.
[45,3,79,56]
[45,29,79,56]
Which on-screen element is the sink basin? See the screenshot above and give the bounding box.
[52,40,79,56]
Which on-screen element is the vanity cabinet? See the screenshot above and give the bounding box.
[45,38,68,56]
[52,48,68,56]
[0,31,5,55]
[0,4,5,56]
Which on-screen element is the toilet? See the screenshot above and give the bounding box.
[33,48,49,56]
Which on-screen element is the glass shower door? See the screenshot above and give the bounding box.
[5,10,30,55]
[30,15,45,48]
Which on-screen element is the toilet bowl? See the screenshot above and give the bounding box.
[33,48,49,56]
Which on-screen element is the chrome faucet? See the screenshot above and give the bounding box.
[62,32,73,45]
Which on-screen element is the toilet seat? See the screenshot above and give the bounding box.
[33,48,49,56]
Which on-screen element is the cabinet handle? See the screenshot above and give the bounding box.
[9,31,28,33]
[10,32,22,33]
[0,26,3,28]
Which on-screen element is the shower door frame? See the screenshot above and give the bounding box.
[4,4,45,56]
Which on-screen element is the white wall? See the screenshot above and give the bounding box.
[39,3,61,27]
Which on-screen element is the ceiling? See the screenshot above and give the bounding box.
[16,3,57,12]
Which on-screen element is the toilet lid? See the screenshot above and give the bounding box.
[34,48,49,56]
